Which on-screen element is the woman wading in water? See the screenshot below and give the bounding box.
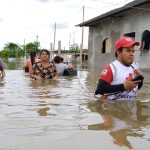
[30,49,57,80]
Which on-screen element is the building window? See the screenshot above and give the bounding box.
[102,38,111,53]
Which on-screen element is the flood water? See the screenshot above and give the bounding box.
[0,62,150,150]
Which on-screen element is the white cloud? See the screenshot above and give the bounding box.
[0,0,133,50]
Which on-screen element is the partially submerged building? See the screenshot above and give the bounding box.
[77,0,150,72]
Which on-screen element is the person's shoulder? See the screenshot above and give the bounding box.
[24,59,30,65]
[131,62,139,69]
[33,60,41,66]
[101,64,112,75]
[63,63,68,67]
[112,60,120,66]
[100,64,113,83]
[28,60,32,64]
[62,63,68,69]
[59,63,67,67]
[49,61,56,66]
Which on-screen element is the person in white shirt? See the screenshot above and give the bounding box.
[53,56,73,76]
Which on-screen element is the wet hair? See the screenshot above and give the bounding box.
[115,47,123,58]
[53,56,61,64]
[40,49,50,57]
[30,51,37,65]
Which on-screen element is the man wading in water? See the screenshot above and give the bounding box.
[95,37,144,100]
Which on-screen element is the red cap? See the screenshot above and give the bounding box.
[114,37,140,53]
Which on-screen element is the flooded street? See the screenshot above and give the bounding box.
[0,68,150,150]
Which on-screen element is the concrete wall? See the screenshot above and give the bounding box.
[88,3,150,72]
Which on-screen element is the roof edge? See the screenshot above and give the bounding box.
[76,0,150,27]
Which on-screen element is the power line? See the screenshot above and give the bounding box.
[91,0,132,5]
[86,0,150,11]
[53,1,139,27]
[58,2,123,26]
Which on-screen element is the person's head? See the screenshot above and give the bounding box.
[60,57,64,63]
[40,49,50,62]
[53,56,61,64]
[142,30,150,38]
[114,37,140,66]
[30,51,37,65]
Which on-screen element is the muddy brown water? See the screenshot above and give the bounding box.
[0,68,150,150]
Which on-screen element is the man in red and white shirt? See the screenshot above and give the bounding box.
[95,37,144,100]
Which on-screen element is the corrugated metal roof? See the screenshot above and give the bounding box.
[76,0,150,27]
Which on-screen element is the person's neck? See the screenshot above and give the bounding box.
[117,59,130,67]
[41,60,49,65]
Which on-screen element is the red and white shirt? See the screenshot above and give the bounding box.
[100,60,139,100]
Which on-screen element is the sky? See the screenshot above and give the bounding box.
[0,0,133,50]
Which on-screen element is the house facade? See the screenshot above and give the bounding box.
[77,0,150,72]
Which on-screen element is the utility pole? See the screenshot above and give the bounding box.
[35,35,38,51]
[69,33,71,52]
[50,42,53,60]
[73,32,75,46]
[58,40,61,56]
[80,6,84,69]
[53,22,56,57]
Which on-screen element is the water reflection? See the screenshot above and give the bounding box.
[0,65,150,149]
[87,100,150,149]
[37,107,50,116]
[30,79,60,88]
[29,79,60,117]
[0,78,5,87]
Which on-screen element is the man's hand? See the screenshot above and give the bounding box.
[123,79,141,90]
[134,69,143,76]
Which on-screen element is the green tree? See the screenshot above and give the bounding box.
[70,43,79,52]
[4,42,20,51]
[3,42,21,58]
[24,41,40,53]
[0,50,9,58]
[0,41,41,58]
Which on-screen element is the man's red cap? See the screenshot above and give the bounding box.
[114,37,140,53]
